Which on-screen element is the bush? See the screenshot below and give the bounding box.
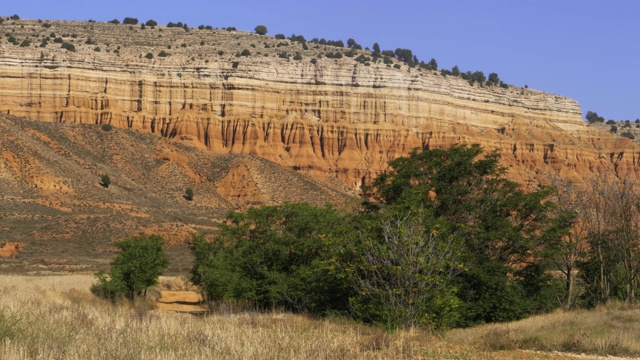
[310,58,317,65]
[109,19,120,25]
[621,131,634,139]
[189,205,354,315]
[92,235,169,300]
[53,37,63,43]
[94,46,101,52]
[185,188,194,201]
[61,42,75,52]
[100,174,111,187]
[10,14,20,20]
[275,34,285,39]
[158,50,170,57]
[240,49,251,56]
[254,25,267,35]
[145,53,153,59]
[293,53,302,61]
[19,40,30,47]
[606,120,616,125]
[145,19,158,27]
[123,17,138,25]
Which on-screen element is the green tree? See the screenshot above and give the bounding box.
[428,58,438,70]
[254,25,268,35]
[372,42,381,55]
[92,235,169,300]
[185,188,194,201]
[345,209,463,329]
[123,17,138,25]
[586,111,605,123]
[145,19,158,27]
[364,145,567,326]
[189,204,355,315]
[452,65,460,76]
[100,174,111,188]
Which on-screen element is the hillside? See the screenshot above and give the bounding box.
[1,17,640,272]
[0,114,353,273]
[0,18,638,191]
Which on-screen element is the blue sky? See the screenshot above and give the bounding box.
[4,0,638,121]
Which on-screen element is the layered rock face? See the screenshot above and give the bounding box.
[0,20,638,188]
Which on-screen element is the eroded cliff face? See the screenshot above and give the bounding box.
[0,20,638,189]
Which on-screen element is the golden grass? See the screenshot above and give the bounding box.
[0,275,622,359]
[445,304,640,358]
[0,275,431,359]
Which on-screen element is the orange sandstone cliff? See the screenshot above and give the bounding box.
[0,19,638,189]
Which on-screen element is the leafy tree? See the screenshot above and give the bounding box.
[610,125,618,133]
[123,17,138,25]
[92,235,169,300]
[189,204,355,315]
[275,34,285,39]
[428,58,438,70]
[452,65,460,76]
[606,119,616,125]
[487,72,500,86]
[364,145,567,326]
[372,42,381,55]
[109,19,120,25]
[100,174,111,188]
[185,188,194,201]
[10,14,20,20]
[254,25,268,35]
[145,19,158,27]
[585,111,605,123]
[345,209,463,329]
[394,48,413,63]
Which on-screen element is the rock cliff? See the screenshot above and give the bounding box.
[0,19,638,189]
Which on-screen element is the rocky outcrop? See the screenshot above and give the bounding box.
[0,20,638,189]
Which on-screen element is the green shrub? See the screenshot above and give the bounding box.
[19,39,30,47]
[109,19,120,25]
[310,58,317,65]
[254,25,267,35]
[145,53,153,59]
[606,120,616,125]
[240,49,251,56]
[93,46,101,52]
[293,53,302,60]
[275,34,285,39]
[123,17,138,25]
[189,205,354,315]
[92,235,169,300]
[100,174,111,187]
[61,42,75,52]
[10,14,20,20]
[145,19,158,27]
[185,188,194,201]
[53,37,63,43]
[393,64,401,69]
[158,50,170,57]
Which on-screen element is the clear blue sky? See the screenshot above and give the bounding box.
[4,0,639,121]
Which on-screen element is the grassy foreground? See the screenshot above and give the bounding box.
[0,275,634,360]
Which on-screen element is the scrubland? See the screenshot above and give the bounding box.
[0,275,637,359]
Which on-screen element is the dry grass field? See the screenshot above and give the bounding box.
[0,275,636,359]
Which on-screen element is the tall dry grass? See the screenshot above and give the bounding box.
[0,275,433,359]
[446,304,640,358]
